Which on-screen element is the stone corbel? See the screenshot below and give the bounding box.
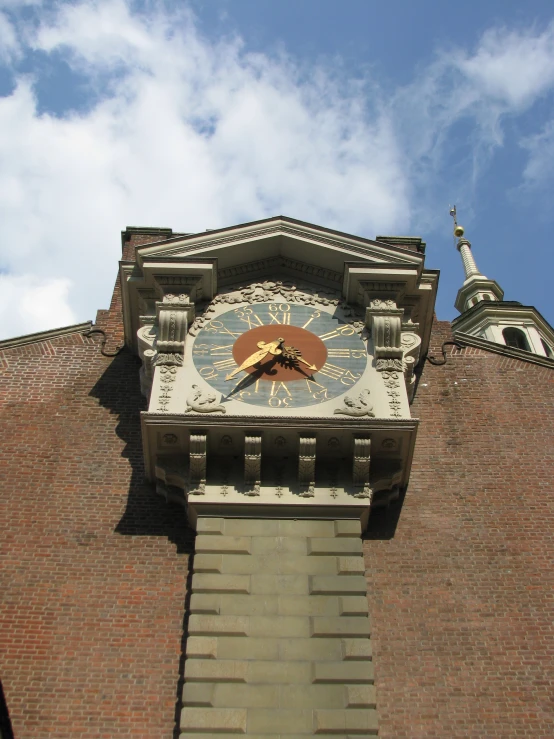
[244,435,262,496]
[366,299,404,369]
[352,437,371,499]
[137,324,157,398]
[154,296,195,366]
[401,332,422,401]
[298,436,316,498]
[189,434,207,495]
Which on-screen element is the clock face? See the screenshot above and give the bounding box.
[191,303,367,408]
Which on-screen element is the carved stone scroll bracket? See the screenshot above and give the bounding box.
[185,385,227,414]
[334,388,375,417]
[298,436,316,498]
[352,437,371,499]
[136,325,157,399]
[366,299,404,360]
[401,332,423,402]
[244,435,262,496]
[189,434,207,496]
[154,298,195,366]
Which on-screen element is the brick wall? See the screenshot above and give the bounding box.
[0,305,193,737]
[1,289,553,739]
[366,319,554,738]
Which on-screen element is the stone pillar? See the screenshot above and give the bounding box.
[181,517,377,737]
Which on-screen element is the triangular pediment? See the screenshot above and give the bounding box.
[135,216,424,274]
[121,216,437,363]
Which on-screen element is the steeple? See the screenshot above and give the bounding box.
[450,206,504,312]
[450,207,554,359]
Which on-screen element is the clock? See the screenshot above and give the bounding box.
[191,303,367,408]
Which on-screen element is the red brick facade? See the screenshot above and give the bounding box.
[1,235,553,737]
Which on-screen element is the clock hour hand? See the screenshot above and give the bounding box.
[225,338,284,381]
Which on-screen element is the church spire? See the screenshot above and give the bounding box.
[449,206,503,313]
[449,207,554,357]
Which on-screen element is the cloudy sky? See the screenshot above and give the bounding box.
[1,0,553,339]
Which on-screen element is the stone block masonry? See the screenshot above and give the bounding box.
[181,518,377,737]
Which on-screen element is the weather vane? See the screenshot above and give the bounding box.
[449,205,464,238]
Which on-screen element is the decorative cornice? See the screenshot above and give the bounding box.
[218,255,343,285]
[0,321,93,350]
[137,217,422,266]
[453,331,554,369]
[141,411,418,428]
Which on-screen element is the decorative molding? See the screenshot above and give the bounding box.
[376,358,403,372]
[189,434,207,495]
[298,436,316,497]
[185,385,227,414]
[188,284,366,338]
[154,352,184,367]
[244,435,262,496]
[358,282,405,307]
[334,389,375,417]
[157,365,177,413]
[401,331,422,401]
[352,437,371,499]
[381,371,403,418]
[366,298,404,360]
[151,221,419,266]
[218,255,343,285]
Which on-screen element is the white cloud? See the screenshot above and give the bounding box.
[454,25,554,110]
[520,119,554,187]
[0,274,76,338]
[0,2,554,338]
[0,10,20,62]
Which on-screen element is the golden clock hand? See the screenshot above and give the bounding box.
[296,355,318,372]
[281,344,318,372]
[225,338,284,381]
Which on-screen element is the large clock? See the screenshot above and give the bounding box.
[191,303,367,408]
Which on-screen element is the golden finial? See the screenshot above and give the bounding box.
[449,205,464,238]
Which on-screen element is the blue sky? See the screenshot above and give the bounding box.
[1,0,553,338]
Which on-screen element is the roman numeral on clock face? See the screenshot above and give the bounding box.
[318,324,356,341]
[316,362,346,380]
[212,358,237,372]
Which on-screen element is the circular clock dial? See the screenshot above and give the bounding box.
[192,303,367,408]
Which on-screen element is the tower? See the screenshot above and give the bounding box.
[450,207,554,357]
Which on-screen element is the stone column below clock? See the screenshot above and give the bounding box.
[181,517,377,737]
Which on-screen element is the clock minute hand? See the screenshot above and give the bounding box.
[225,338,284,381]
[296,355,318,372]
[282,344,318,372]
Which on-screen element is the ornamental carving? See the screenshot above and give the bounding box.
[157,365,177,412]
[185,385,227,414]
[244,435,262,496]
[189,434,207,495]
[334,389,375,417]
[298,436,316,497]
[188,281,365,337]
[381,371,403,418]
[352,437,371,499]
[366,298,403,360]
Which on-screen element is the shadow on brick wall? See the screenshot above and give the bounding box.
[363,487,406,540]
[88,349,194,554]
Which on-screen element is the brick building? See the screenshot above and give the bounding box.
[1,216,553,738]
